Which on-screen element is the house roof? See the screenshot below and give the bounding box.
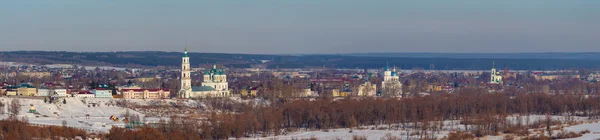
[122,88,169,92]
[249,87,259,90]
[6,84,34,89]
[19,83,35,88]
[78,91,94,94]
[192,86,216,91]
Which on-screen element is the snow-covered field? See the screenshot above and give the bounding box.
[0,97,169,133]
[1,97,599,140]
[255,115,597,140]
[563,122,600,140]
[252,128,449,140]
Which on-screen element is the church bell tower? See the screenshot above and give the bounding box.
[180,48,192,98]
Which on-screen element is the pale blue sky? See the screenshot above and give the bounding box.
[1,0,599,54]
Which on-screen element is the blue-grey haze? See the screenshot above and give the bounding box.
[1,0,599,54]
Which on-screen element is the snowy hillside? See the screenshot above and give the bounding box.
[0,97,149,133]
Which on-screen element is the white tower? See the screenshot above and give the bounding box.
[180,49,192,98]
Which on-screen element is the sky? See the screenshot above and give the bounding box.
[1,0,599,54]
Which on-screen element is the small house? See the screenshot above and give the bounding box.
[75,91,95,98]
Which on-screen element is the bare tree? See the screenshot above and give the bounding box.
[382,82,402,97]
[9,99,21,116]
[359,82,375,96]
[0,101,5,114]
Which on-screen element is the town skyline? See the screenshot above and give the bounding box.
[2,1,600,139]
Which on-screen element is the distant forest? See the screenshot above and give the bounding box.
[1,51,600,70]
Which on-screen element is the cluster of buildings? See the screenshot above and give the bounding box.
[0,82,169,99]
[4,49,595,100]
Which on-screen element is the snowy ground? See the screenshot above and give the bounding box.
[1,97,598,139]
[249,128,443,140]
[563,122,600,140]
[0,97,169,133]
[255,115,596,140]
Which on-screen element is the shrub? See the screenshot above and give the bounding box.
[382,133,400,140]
[580,129,590,134]
[521,135,551,140]
[352,135,366,140]
[445,131,475,140]
[553,131,582,139]
[503,135,515,140]
[502,125,530,136]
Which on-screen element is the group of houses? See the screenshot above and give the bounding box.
[0,82,169,99]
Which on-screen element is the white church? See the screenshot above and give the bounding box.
[489,62,503,84]
[179,49,231,98]
[381,64,402,96]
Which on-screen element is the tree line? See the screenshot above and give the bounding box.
[104,88,600,139]
[0,119,89,139]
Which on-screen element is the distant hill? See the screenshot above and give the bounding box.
[341,52,600,60]
[1,51,600,70]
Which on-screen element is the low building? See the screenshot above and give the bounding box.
[19,72,52,78]
[122,89,170,99]
[16,83,37,96]
[332,89,350,97]
[240,89,249,97]
[358,82,376,97]
[54,89,68,97]
[91,88,113,98]
[5,89,17,96]
[135,76,156,83]
[38,88,51,96]
[38,83,68,97]
[534,74,581,81]
[117,85,141,91]
[249,87,259,97]
[75,91,95,98]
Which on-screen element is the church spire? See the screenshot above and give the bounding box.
[492,61,495,69]
[385,61,389,71]
[183,48,188,57]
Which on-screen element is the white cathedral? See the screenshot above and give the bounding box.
[179,49,230,98]
[489,62,503,84]
[381,64,402,96]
